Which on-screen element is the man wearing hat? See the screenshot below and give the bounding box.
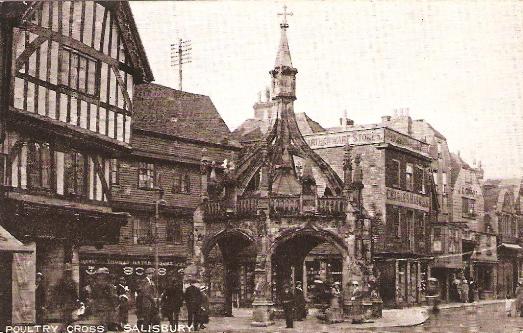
[281,284,295,328]
[294,281,306,321]
[161,272,184,330]
[138,268,160,329]
[184,279,202,331]
[91,267,118,330]
[350,280,364,324]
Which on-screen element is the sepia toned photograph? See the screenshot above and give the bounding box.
[0,1,522,332]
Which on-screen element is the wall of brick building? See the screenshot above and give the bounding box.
[314,143,432,256]
[112,156,202,209]
[450,168,485,232]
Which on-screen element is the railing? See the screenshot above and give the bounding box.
[270,195,301,216]
[317,197,345,215]
[236,197,259,216]
[204,196,347,218]
[204,200,224,218]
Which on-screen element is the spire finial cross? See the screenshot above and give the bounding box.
[278,4,293,28]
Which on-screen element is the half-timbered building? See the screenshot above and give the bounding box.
[0,1,153,322]
[79,83,239,294]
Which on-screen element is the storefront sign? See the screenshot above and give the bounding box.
[384,129,428,154]
[305,129,384,149]
[386,187,430,211]
[80,257,180,267]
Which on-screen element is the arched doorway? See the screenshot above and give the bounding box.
[269,227,349,307]
[202,229,257,316]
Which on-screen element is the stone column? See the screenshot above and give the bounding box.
[406,259,411,305]
[303,260,308,299]
[251,237,274,327]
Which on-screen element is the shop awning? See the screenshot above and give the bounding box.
[0,225,33,252]
[500,243,523,251]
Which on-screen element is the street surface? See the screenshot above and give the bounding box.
[75,301,523,333]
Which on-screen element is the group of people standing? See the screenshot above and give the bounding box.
[62,267,210,331]
[452,277,477,303]
[132,268,210,331]
[157,273,210,331]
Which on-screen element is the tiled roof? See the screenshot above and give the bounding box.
[133,83,233,145]
[295,113,325,134]
[483,183,502,212]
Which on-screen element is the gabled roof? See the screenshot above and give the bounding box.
[111,2,154,82]
[1,1,153,83]
[483,178,522,213]
[133,83,235,145]
[295,113,325,134]
[449,153,471,187]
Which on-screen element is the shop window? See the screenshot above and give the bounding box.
[138,162,155,189]
[406,163,413,191]
[167,219,183,244]
[109,159,119,185]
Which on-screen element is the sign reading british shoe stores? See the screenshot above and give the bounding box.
[386,187,430,211]
[305,128,384,149]
[305,127,429,155]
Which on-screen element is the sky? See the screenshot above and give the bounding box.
[130,1,523,179]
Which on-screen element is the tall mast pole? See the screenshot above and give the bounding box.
[171,38,192,90]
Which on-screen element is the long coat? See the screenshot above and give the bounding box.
[162,282,184,313]
[184,285,202,311]
[138,278,158,324]
[55,277,78,322]
[91,280,118,325]
[294,287,306,320]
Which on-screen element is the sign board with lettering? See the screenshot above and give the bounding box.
[305,128,385,149]
[305,127,429,155]
[386,187,430,211]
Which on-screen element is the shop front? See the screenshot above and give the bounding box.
[497,243,522,299]
[79,254,186,302]
[375,258,430,308]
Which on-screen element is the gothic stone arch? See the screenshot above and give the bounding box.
[201,227,258,316]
